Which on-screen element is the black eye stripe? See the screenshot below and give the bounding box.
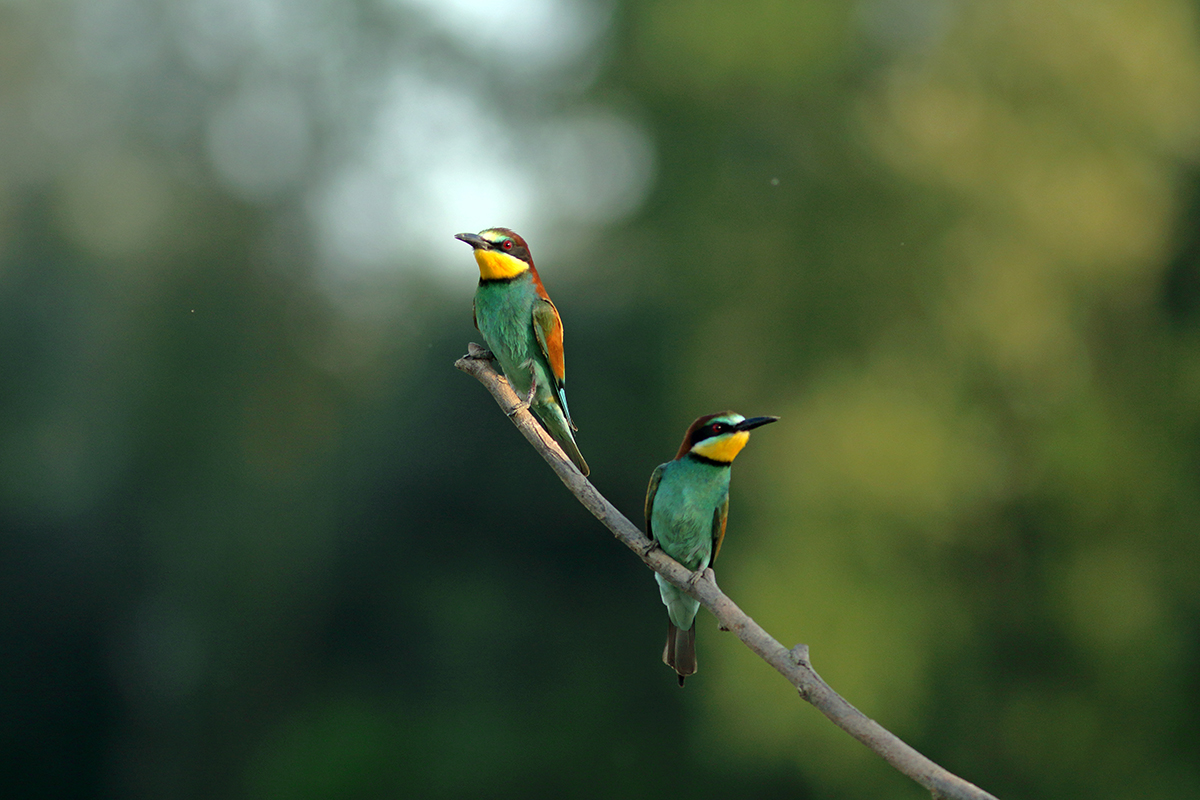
[690,420,733,446]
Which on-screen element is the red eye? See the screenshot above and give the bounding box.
[502,240,513,251]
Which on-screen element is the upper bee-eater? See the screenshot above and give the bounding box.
[455,227,589,476]
[645,412,779,685]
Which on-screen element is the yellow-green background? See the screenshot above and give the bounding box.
[4,1,1200,798]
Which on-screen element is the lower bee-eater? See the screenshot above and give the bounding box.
[455,227,589,476]
[645,412,778,685]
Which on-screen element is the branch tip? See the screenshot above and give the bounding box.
[457,351,999,800]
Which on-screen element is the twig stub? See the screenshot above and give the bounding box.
[457,352,999,800]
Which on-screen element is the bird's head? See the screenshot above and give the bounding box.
[676,412,779,464]
[455,227,534,280]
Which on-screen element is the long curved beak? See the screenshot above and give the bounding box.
[455,232,489,249]
[735,416,780,432]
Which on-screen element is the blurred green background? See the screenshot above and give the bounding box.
[4,0,1200,798]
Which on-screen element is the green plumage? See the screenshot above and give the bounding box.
[645,411,777,685]
[648,456,730,618]
[474,273,587,474]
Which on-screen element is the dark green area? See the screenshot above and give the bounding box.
[3,1,1200,798]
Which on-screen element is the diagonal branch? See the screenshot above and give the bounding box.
[456,347,999,800]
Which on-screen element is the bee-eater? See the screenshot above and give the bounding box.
[455,227,589,476]
[645,412,778,685]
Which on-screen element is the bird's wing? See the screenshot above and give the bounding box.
[645,464,665,542]
[531,298,574,426]
[472,299,478,332]
[711,494,730,563]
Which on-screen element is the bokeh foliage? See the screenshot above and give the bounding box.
[3,1,1200,798]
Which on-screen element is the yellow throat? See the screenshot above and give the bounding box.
[691,431,749,463]
[475,249,530,280]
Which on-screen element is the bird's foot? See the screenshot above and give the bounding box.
[521,360,539,405]
[506,366,538,417]
[641,539,660,557]
[464,342,494,361]
[687,567,715,589]
[506,379,539,418]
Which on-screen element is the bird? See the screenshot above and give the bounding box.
[645,411,778,685]
[455,227,589,476]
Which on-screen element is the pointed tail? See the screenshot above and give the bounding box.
[534,403,590,476]
[662,619,697,686]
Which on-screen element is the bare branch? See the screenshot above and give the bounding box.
[456,348,999,800]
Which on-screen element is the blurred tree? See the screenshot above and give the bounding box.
[611,1,1200,798]
[2,0,1200,799]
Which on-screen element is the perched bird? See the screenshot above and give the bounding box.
[455,227,589,476]
[645,412,778,685]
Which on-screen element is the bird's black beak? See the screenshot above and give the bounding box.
[735,416,780,432]
[455,232,490,250]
